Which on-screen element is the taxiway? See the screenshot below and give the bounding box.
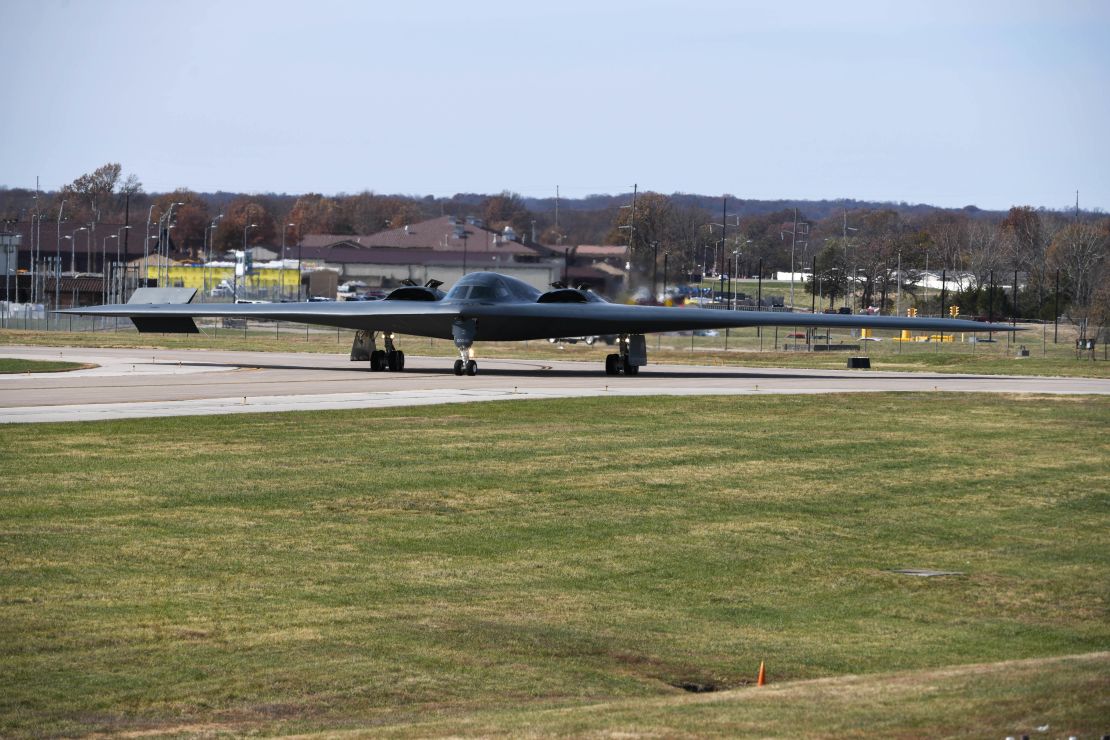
[1,345,1107,423]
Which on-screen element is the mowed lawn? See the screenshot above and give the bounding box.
[0,358,87,374]
[0,394,1107,737]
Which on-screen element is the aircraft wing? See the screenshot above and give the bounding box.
[61,299,464,338]
[461,302,1017,341]
[63,298,1016,341]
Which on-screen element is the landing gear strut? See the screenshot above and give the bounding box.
[604,334,646,376]
[352,331,405,372]
[452,317,478,376]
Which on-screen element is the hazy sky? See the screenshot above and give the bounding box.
[3,0,1108,210]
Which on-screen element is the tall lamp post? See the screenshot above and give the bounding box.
[237,223,257,302]
[116,226,132,301]
[54,200,66,311]
[651,241,660,302]
[281,223,295,300]
[297,234,304,301]
[160,202,184,287]
[102,234,117,304]
[69,226,87,273]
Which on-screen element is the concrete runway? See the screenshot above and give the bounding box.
[2,344,1107,424]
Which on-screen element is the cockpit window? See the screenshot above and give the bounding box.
[445,274,524,302]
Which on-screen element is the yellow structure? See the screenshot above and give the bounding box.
[145,265,302,297]
[860,327,872,338]
[949,304,960,318]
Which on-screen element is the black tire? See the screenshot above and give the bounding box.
[395,351,405,371]
[465,360,478,376]
[604,354,618,375]
[622,357,638,375]
[369,350,385,372]
[453,359,464,376]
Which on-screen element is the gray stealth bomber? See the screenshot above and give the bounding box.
[63,271,1017,376]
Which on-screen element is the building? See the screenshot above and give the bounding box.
[293,216,622,294]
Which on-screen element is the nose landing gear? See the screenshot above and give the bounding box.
[452,317,478,376]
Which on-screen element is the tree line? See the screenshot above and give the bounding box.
[1,164,1105,336]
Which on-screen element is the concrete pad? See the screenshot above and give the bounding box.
[1,345,1107,424]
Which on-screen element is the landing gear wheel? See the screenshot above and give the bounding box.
[605,353,620,375]
[386,350,405,371]
[453,359,465,376]
[465,359,478,376]
[369,350,386,372]
[622,357,639,375]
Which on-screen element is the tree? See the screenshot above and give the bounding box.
[1048,220,1109,338]
[289,194,343,236]
[153,190,210,259]
[481,191,534,236]
[212,198,276,254]
[62,163,122,223]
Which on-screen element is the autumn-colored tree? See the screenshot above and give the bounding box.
[212,198,276,254]
[288,194,343,237]
[150,190,210,259]
[482,192,534,236]
[61,163,122,223]
[607,192,714,286]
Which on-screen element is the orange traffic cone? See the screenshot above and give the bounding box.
[757,660,766,687]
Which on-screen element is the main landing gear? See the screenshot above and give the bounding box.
[351,330,405,372]
[604,334,647,376]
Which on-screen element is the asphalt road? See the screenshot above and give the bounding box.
[2,345,1107,424]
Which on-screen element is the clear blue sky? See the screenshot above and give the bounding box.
[3,0,1108,211]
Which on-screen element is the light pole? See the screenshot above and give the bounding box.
[54,199,66,311]
[204,215,222,300]
[281,223,295,300]
[297,235,304,301]
[145,205,157,282]
[116,226,132,301]
[102,235,117,304]
[70,226,87,273]
[85,223,95,272]
[842,211,858,311]
[651,240,660,302]
[237,223,257,302]
[160,202,184,286]
[30,213,38,303]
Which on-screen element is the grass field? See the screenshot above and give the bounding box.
[2,325,1107,378]
[0,358,87,374]
[1,394,1107,737]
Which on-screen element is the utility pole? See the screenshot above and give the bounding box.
[789,207,798,308]
[651,240,659,302]
[54,200,66,313]
[895,250,902,317]
[721,197,728,287]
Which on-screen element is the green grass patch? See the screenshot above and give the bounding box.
[0,394,1107,736]
[0,358,88,374]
